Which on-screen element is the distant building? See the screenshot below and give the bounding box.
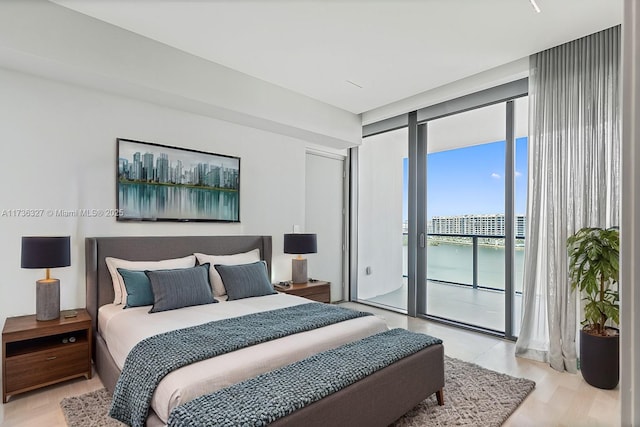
[515,215,526,238]
[121,149,239,189]
[156,153,169,183]
[118,158,128,177]
[430,214,526,238]
[173,160,183,184]
[142,152,154,181]
[132,152,142,180]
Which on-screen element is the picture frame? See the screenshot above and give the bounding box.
[116,138,240,222]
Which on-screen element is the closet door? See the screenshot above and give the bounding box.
[305,152,346,301]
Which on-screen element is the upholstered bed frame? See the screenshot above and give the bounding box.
[85,235,444,426]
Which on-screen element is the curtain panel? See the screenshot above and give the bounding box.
[515,26,620,372]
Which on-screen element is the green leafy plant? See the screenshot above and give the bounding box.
[567,227,619,336]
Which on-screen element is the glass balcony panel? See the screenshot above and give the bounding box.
[477,237,506,291]
[427,236,473,286]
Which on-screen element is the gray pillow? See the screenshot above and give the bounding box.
[215,261,276,301]
[147,263,216,313]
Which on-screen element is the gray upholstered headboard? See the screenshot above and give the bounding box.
[85,235,272,335]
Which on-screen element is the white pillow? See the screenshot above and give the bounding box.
[194,249,261,297]
[105,255,196,305]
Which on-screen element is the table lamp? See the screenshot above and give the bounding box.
[21,236,71,321]
[284,233,317,284]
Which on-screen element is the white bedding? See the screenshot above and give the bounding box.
[99,293,388,424]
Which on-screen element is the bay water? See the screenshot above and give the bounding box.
[119,182,239,221]
[403,242,525,292]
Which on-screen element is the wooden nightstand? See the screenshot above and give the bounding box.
[278,281,331,303]
[2,308,92,403]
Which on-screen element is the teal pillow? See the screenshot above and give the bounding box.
[215,261,276,301]
[117,268,154,308]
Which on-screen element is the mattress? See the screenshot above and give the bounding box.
[98,293,388,423]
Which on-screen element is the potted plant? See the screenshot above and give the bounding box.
[567,226,619,389]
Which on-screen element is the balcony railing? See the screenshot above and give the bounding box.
[402,232,525,293]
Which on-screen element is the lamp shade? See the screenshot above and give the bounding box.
[284,233,317,255]
[21,236,71,269]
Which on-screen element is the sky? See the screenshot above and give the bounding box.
[403,137,528,221]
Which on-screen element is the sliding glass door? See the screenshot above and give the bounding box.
[425,103,507,332]
[350,79,528,339]
[355,81,528,338]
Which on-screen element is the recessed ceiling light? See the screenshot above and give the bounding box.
[529,0,541,13]
[346,80,363,89]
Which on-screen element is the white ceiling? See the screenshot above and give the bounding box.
[52,0,622,115]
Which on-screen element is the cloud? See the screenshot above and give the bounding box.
[491,173,501,179]
[515,171,522,177]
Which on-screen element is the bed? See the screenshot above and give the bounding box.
[86,235,445,426]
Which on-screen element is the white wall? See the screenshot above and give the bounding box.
[0,67,312,325]
[621,1,640,424]
[357,128,408,300]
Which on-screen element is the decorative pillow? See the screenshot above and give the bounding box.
[194,249,260,297]
[147,263,216,313]
[215,261,276,301]
[117,268,154,308]
[105,255,196,305]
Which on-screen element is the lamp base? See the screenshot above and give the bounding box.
[291,258,308,284]
[36,279,60,321]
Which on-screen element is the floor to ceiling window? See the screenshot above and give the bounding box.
[355,79,528,338]
[513,95,529,336]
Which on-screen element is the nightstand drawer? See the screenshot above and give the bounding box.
[282,281,331,303]
[5,342,89,393]
[302,292,331,303]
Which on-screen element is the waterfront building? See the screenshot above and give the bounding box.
[430,214,526,238]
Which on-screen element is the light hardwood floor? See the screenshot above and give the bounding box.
[0,303,620,427]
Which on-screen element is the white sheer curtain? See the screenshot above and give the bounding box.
[515,26,620,372]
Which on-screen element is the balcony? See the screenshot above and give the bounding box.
[361,233,524,334]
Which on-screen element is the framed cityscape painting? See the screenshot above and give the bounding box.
[116,138,240,222]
